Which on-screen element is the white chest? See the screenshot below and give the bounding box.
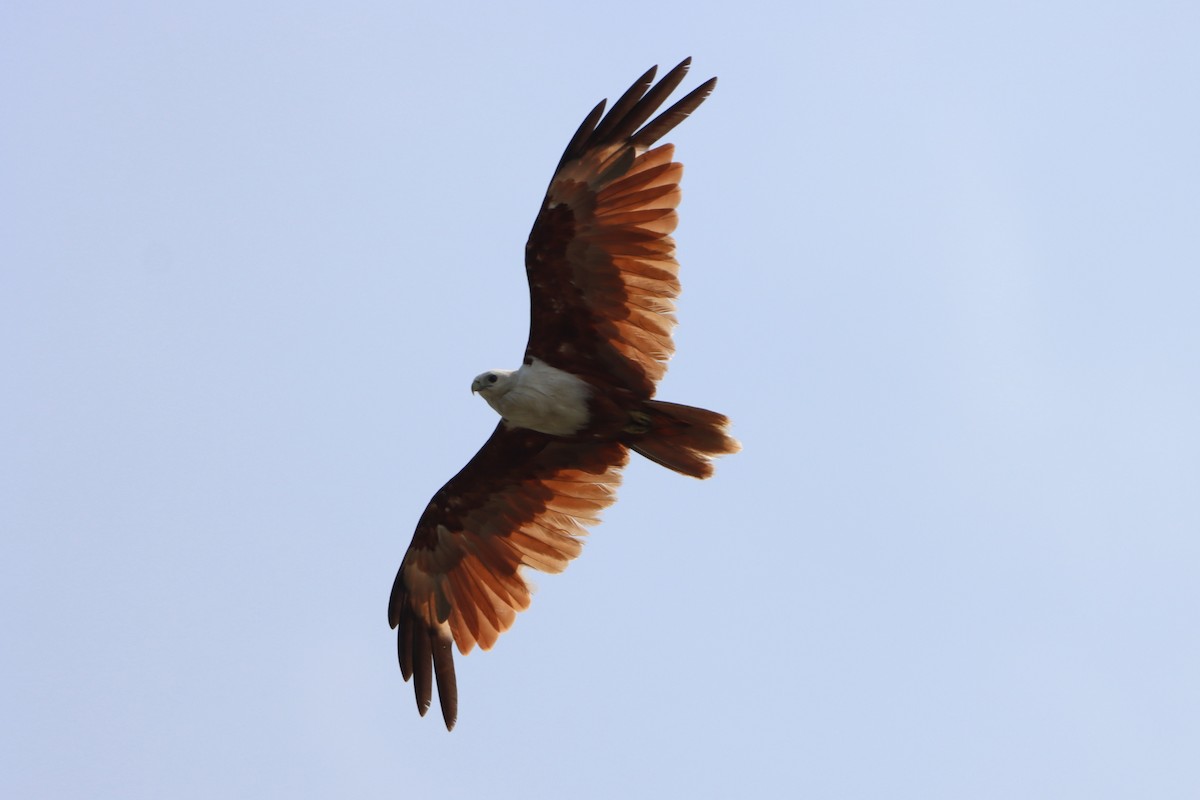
[484,359,592,436]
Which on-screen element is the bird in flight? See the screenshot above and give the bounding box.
[388,58,738,729]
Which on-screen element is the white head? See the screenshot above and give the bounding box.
[471,369,516,397]
[471,369,517,418]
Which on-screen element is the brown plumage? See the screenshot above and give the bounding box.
[389,58,738,730]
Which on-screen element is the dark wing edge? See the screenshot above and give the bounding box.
[555,58,716,176]
[524,59,717,395]
[389,424,629,729]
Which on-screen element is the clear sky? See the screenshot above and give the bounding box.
[3,2,1198,797]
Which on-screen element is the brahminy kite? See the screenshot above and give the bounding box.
[389,58,739,729]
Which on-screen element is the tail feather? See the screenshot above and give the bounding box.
[629,400,740,478]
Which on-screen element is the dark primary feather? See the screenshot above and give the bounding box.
[604,59,694,144]
[575,64,656,159]
[630,77,717,150]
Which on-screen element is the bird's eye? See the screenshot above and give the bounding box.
[488,374,498,383]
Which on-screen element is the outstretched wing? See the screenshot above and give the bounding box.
[389,424,628,729]
[524,58,717,397]
[391,61,717,729]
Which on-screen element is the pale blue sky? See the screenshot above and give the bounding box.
[3,1,1198,797]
